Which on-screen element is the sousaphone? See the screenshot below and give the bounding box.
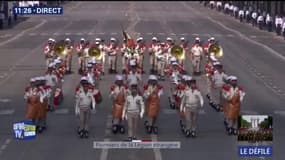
[170,45,185,60]
[208,42,223,58]
[88,45,102,60]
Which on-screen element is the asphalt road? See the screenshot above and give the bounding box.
[0,2,284,160]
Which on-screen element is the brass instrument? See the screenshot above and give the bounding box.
[208,42,223,58]
[54,40,67,57]
[88,45,102,59]
[170,45,185,60]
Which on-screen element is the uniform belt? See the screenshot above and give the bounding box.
[127,109,140,112]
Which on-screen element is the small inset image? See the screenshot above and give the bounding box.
[238,115,273,142]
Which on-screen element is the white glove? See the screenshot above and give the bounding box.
[75,107,79,116]
[140,111,144,118]
[122,112,126,120]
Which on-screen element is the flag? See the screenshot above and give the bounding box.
[122,30,135,48]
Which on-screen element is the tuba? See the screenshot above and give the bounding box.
[208,42,223,58]
[54,40,67,57]
[88,45,102,60]
[171,45,185,60]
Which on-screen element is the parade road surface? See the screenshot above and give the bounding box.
[0,2,283,160]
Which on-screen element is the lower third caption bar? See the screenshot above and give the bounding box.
[93,141,181,149]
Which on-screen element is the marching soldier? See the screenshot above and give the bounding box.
[120,39,129,72]
[148,37,159,73]
[156,42,167,80]
[122,83,145,141]
[265,13,273,32]
[167,60,184,109]
[82,63,96,87]
[110,75,130,134]
[282,21,285,40]
[44,38,56,68]
[257,14,264,30]
[24,77,45,133]
[275,15,283,36]
[238,9,245,23]
[216,1,222,12]
[210,63,227,111]
[180,78,204,137]
[126,59,142,87]
[64,38,74,74]
[75,77,96,138]
[135,37,146,72]
[251,11,257,27]
[76,38,86,73]
[179,37,188,68]
[44,63,58,111]
[36,77,50,133]
[205,56,217,99]
[106,37,119,74]
[223,76,245,135]
[190,37,203,74]
[204,37,216,56]
[143,75,163,134]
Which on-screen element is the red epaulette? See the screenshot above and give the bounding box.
[44,85,51,90]
[124,85,129,90]
[110,85,115,91]
[222,84,231,91]
[238,86,243,91]
[158,85,163,90]
[75,85,80,93]
[88,85,94,90]
[25,87,30,92]
[143,85,148,90]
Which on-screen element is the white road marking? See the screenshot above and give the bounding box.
[273,110,285,116]
[0,98,11,103]
[54,108,69,114]
[240,110,259,115]
[226,34,234,37]
[100,138,110,160]
[65,33,71,35]
[213,34,222,37]
[250,35,257,38]
[170,33,176,36]
[146,32,153,35]
[97,32,105,35]
[88,32,95,35]
[29,33,37,36]
[53,32,60,35]
[151,135,162,160]
[100,115,113,160]
[158,33,165,35]
[110,32,118,35]
[0,109,15,115]
[192,33,199,36]
[181,33,188,36]
[76,32,83,35]
[0,19,47,47]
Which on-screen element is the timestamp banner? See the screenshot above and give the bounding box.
[13,6,63,15]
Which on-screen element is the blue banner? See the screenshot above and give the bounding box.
[13,120,36,140]
[13,6,63,15]
[238,146,272,157]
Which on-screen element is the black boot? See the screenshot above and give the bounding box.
[119,125,125,134]
[152,126,158,135]
[185,129,191,137]
[84,130,89,138]
[112,125,118,134]
[191,130,197,138]
[146,125,152,134]
[79,130,84,138]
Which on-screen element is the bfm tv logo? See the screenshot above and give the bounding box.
[13,120,36,140]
